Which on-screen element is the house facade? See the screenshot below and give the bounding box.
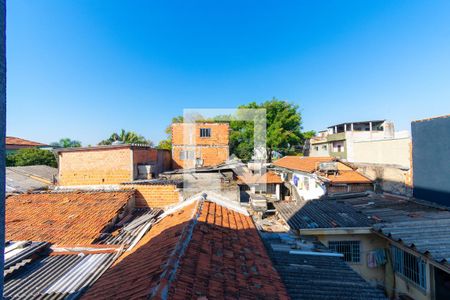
[273,156,373,200]
[310,120,411,168]
[171,122,229,169]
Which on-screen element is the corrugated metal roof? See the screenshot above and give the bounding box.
[262,233,387,300]
[4,250,119,300]
[275,199,372,230]
[331,193,450,268]
[374,219,450,265]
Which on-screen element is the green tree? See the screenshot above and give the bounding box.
[99,129,153,146]
[50,138,82,148]
[230,98,304,162]
[157,116,184,150]
[6,148,57,167]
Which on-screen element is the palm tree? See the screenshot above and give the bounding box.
[99,129,153,146]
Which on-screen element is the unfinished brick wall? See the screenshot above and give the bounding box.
[58,148,133,185]
[172,123,230,169]
[121,184,181,208]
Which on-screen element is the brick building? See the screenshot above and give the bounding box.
[57,145,171,186]
[171,122,229,169]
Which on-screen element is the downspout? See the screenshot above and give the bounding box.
[0,0,6,295]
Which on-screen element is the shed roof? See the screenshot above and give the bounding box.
[335,193,450,268]
[275,199,372,230]
[82,195,289,300]
[6,191,135,246]
[262,233,387,300]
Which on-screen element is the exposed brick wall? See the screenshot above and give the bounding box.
[133,148,158,164]
[122,184,181,208]
[58,148,133,185]
[172,123,229,146]
[172,123,229,169]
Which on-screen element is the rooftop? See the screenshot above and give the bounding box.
[273,156,334,173]
[327,120,386,128]
[82,194,290,300]
[262,233,387,300]
[275,199,372,230]
[6,165,57,194]
[6,190,135,246]
[55,144,160,153]
[322,170,372,184]
[6,136,47,147]
[335,193,450,269]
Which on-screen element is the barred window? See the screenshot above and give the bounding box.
[200,128,211,137]
[329,241,360,263]
[391,245,427,290]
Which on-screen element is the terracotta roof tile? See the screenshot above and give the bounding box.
[82,199,289,300]
[325,170,372,184]
[273,156,333,173]
[6,191,134,246]
[6,136,47,147]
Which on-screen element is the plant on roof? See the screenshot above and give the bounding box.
[98,129,153,146]
[50,138,82,148]
[6,148,57,167]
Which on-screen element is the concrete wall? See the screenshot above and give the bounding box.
[0,0,6,292]
[352,163,413,196]
[352,137,411,168]
[290,172,325,200]
[412,115,450,206]
[309,142,329,157]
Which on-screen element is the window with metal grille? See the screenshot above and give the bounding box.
[329,241,360,263]
[391,245,427,290]
[199,128,211,137]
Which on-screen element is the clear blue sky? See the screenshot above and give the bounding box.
[7,0,450,145]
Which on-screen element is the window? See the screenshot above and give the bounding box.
[329,241,360,263]
[391,245,427,290]
[303,177,310,190]
[200,128,211,137]
[322,145,327,150]
[179,150,194,160]
[337,145,342,152]
[314,146,319,151]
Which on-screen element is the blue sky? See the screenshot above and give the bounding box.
[7,0,450,145]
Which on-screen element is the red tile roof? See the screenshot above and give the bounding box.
[237,170,283,184]
[325,170,372,184]
[273,156,333,173]
[6,136,47,147]
[6,191,134,246]
[82,199,289,300]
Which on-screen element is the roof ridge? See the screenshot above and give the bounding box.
[148,198,204,299]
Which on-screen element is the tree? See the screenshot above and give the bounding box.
[99,129,153,146]
[6,148,57,167]
[229,98,304,162]
[50,138,82,148]
[157,116,184,150]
